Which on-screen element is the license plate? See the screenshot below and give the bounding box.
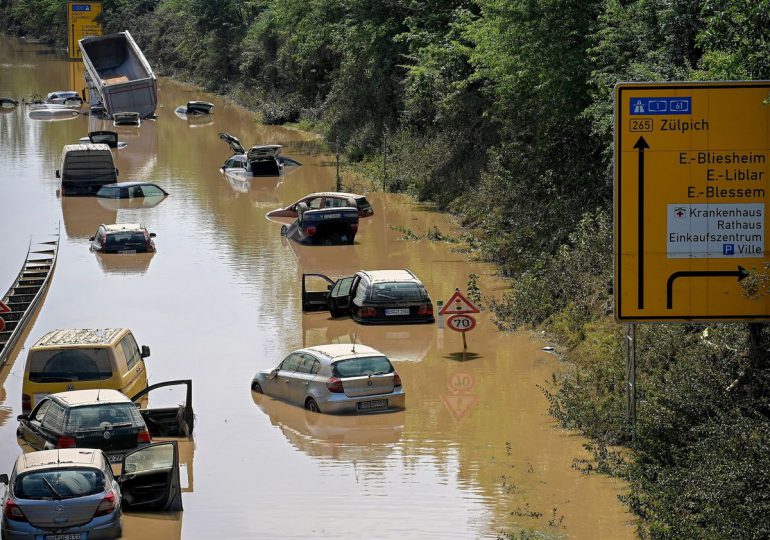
[107,454,124,464]
[117,250,136,254]
[385,308,410,316]
[45,535,82,540]
[358,399,387,410]
[323,213,341,219]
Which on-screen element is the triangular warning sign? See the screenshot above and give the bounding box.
[0,300,10,314]
[440,393,479,420]
[439,289,480,315]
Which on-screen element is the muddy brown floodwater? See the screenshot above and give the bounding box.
[0,35,635,539]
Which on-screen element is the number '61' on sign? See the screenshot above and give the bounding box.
[447,314,476,333]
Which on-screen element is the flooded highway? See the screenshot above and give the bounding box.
[0,35,634,538]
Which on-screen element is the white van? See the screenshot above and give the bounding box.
[56,144,118,196]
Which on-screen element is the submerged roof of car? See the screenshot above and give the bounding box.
[101,182,158,188]
[303,343,384,362]
[303,192,366,200]
[102,223,145,232]
[15,449,103,474]
[50,388,131,407]
[32,328,128,348]
[359,269,419,283]
[61,143,112,153]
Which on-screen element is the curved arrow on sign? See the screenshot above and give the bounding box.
[666,266,749,309]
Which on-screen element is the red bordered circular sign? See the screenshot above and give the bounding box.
[446,314,476,333]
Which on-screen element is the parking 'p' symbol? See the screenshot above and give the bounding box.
[723,244,735,256]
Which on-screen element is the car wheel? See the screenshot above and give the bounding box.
[305,398,321,413]
[251,381,263,393]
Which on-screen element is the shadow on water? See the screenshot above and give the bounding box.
[443,351,483,362]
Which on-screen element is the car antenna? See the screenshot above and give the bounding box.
[352,334,357,354]
[96,389,100,401]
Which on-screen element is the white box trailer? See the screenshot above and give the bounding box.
[79,31,157,118]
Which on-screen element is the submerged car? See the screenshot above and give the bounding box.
[16,381,193,463]
[45,90,83,106]
[281,205,359,245]
[0,97,19,110]
[267,192,374,220]
[77,130,126,149]
[218,132,301,177]
[251,344,404,414]
[90,223,156,254]
[175,101,214,116]
[0,444,184,539]
[96,182,168,199]
[302,269,435,324]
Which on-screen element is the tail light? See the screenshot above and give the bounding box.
[359,307,377,318]
[306,226,317,236]
[393,371,402,387]
[21,394,31,414]
[137,429,152,444]
[3,499,27,522]
[326,377,344,393]
[57,435,77,448]
[94,490,117,517]
[417,304,433,316]
[351,224,358,233]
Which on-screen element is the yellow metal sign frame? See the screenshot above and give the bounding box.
[67,1,103,60]
[615,81,770,321]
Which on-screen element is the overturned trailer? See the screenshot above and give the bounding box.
[79,31,157,118]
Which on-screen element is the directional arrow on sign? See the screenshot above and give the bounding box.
[666,266,749,309]
[634,136,649,310]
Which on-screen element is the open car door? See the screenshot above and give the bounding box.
[88,130,119,148]
[218,132,245,155]
[131,380,194,437]
[328,276,355,317]
[119,441,183,511]
[302,273,334,312]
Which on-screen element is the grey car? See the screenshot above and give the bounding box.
[251,344,405,414]
[1,444,183,540]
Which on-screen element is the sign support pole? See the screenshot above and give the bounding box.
[625,323,637,434]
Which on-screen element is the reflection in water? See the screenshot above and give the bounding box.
[95,252,155,275]
[96,196,167,211]
[0,34,634,539]
[222,170,282,204]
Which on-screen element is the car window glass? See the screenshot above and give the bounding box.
[356,197,370,208]
[28,349,112,382]
[33,400,51,422]
[310,360,320,375]
[41,402,66,433]
[331,277,355,298]
[296,354,317,374]
[307,197,322,209]
[129,186,142,198]
[67,404,141,430]
[123,443,174,475]
[120,334,142,370]
[280,354,301,372]
[371,282,424,302]
[99,187,120,198]
[353,279,368,304]
[15,468,105,500]
[324,197,349,208]
[106,232,147,246]
[141,185,164,197]
[333,356,394,377]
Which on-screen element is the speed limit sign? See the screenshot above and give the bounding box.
[447,314,476,333]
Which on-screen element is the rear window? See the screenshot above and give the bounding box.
[97,186,121,198]
[106,231,147,246]
[333,356,394,378]
[15,468,105,500]
[67,403,143,430]
[28,349,112,382]
[370,282,425,302]
[356,197,370,208]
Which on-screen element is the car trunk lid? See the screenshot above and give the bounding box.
[18,495,103,528]
[342,373,396,398]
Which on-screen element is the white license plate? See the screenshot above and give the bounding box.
[117,250,136,254]
[385,308,410,316]
[107,454,124,464]
[45,535,82,540]
[358,399,387,410]
[323,213,342,219]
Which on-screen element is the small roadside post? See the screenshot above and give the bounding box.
[439,289,480,351]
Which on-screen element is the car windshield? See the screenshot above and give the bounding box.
[28,349,112,382]
[67,403,142,430]
[14,468,105,500]
[370,282,424,302]
[97,186,121,198]
[106,232,147,246]
[333,356,394,377]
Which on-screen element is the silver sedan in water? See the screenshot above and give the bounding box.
[251,344,405,414]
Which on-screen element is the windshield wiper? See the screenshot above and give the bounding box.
[42,477,62,500]
[34,376,76,382]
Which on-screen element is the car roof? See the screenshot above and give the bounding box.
[32,328,127,348]
[62,143,112,153]
[303,343,385,363]
[101,182,156,188]
[303,192,365,200]
[102,223,145,232]
[15,449,103,474]
[50,389,131,407]
[359,269,419,283]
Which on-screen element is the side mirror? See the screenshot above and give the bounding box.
[89,236,95,241]
[140,345,150,358]
[55,170,60,178]
[149,232,157,238]
[327,284,333,291]
[0,474,8,485]
[16,414,28,421]
[269,369,278,380]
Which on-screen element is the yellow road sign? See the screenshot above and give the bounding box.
[615,81,770,321]
[67,1,103,60]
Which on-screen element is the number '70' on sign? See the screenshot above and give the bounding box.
[447,314,476,333]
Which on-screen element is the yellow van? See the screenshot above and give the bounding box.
[22,328,150,414]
